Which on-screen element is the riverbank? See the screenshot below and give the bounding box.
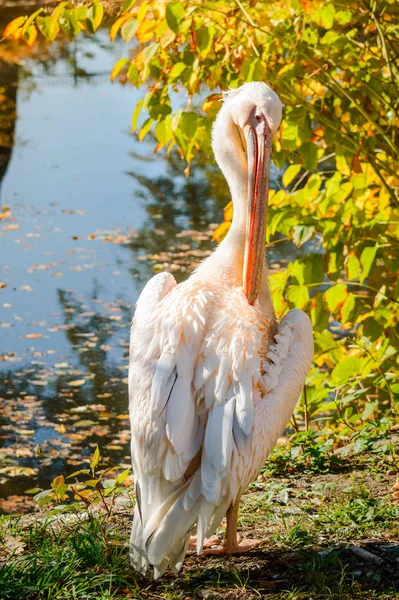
[1,447,398,600]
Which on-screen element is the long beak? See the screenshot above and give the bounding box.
[243,123,272,305]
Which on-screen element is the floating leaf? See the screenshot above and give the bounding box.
[68,379,86,387]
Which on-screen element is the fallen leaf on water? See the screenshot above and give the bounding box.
[24,333,45,339]
[68,379,86,387]
[25,488,41,494]
[55,424,67,434]
[0,282,6,288]
[0,466,36,477]
[18,285,33,292]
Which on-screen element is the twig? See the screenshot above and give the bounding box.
[303,385,309,431]
[347,545,386,567]
[234,0,256,27]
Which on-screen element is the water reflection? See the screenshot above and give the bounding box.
[0,17,231,511]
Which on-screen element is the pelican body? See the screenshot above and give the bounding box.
[128,82,313,578]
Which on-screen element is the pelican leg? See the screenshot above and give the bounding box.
[188,535,219,550]
[203,499,262,555]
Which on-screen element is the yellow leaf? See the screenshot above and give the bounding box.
[25,25,38,47]
[223,201,233,222]
[202,93,223,113]
[52,475,65,488]
[24,333,44,339]
[110,57,129,81]
[55,423,67,434]
[110,14,131,41]
[212,221,231,242]
[68,378,86,387]
[136,20,157,43]
[3,16,27,39]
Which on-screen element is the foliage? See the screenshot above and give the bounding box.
[34,446,132,517]
[2,467,398,599]
[3,1,399,436]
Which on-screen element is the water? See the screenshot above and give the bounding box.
[0,28,227,513]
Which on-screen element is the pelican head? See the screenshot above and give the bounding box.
[212,82,283,305]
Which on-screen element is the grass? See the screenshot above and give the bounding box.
[1,464,398,600]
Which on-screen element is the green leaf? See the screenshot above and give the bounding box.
[21,8,43,36]
[121,18,138,42]
[110,57,129,81]
[67,469,90,479]
[165,2,184,33]
[301,143,318,170]
[361,401,377,420]
[311,293,330,332]
[87,1,103,33]
[335,9,352,25]
[169,62,187,80]
[34,489,53,503]
[292,225,315,247]
[346,253,360,280]
[142,42,159,63]
[281,122,299,151]
[286,284,309,309]
[138,117,154,141]
[331,357,364,386]
[131,99,143,132]
[316,4,335,29]
[303,254,324,284]
[179,112,198,139]
[325,284,347,313]
[155,115,173,147]
[116,468,130,486]
[36,15,51,40]
[341,292,356,323]
[123,0,137,12]
[360,246,377,284]
[196,26,214,57]
[282,164,301,187]
[90,446,101,472]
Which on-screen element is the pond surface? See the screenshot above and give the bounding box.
[0,27,229,512]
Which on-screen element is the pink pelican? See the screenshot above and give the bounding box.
[128,82,313,578]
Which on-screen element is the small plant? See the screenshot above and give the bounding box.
[34,446,132,516]
[263,430,344,476]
